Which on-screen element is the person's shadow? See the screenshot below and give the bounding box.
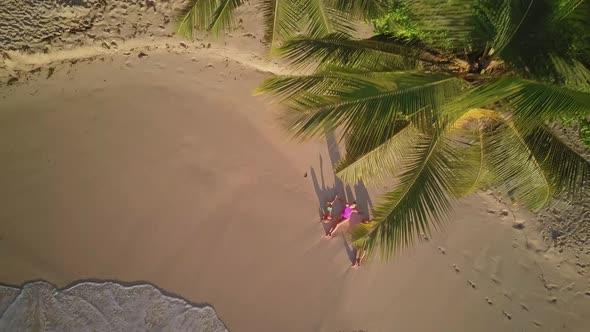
[310,132,373,263]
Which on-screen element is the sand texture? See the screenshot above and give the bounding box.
[0,281,227,331]
[0,0,186,52]
[1,1,590,332]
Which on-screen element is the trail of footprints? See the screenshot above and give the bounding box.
[435,246,544,328]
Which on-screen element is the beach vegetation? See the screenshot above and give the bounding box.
[179,0,590,259]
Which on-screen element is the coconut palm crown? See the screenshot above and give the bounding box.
[181,0,590,259]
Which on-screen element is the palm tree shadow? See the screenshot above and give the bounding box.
[310,163,333,234]
[325,132,372,214]
[309,132,373,261]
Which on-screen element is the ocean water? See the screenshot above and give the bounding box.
[0,281,227,332]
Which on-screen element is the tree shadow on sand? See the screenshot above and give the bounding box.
[310,132,373,263]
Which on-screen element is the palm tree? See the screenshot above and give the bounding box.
[176,0,385,49]
[181,0,590,259]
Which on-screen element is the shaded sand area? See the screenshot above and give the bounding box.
[1,51,590,331]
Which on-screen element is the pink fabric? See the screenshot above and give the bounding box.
[342,206,354,219]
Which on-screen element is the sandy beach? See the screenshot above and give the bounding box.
[1,1,590,331]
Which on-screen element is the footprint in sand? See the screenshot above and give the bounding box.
[490,274,501,284]
[485,297,493,305]
[468,280,477,289]
[502,310,512,320]
[453,264,460,272]
[438,247,446,255]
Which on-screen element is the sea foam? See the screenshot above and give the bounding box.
[0,281,227,332]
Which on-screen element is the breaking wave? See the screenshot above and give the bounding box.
[0,280,227,332]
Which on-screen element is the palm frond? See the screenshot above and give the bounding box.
[255,70,406,102]
[329,0,386,20]
[505,79,590,129]
[260,0,302,49]
[552,0,585,22]
[351,220,378,249]
[177,0,220,39]
[441,78,522,119]
[275,34,428,71]
[484,118,551,210]
[273,73,463,141]
[300,0,355,39]
[449,78,590,129]
[524,125,590,196]
[208,0,243,37]
[176,0,243,38]
[335,124,421,185]
[447,109,499,196]
[362,129,457,258]
[405,0,482,52]
[550,56,590,92]
[481,0,534,56]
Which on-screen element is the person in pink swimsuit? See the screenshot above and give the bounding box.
[325,201,359,237]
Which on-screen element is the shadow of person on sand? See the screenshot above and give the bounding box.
[310,156,341,235]
[310,132,373,264]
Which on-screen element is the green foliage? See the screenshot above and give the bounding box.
[372,2,426,41]
[258,0,590,259]
[561,115,590,149]
[581,120,590,148]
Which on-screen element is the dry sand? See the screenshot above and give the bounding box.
[1,1,590,331]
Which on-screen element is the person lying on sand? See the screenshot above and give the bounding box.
[325,201,359,238]
[321,195,341,223]
[352,219,371,268]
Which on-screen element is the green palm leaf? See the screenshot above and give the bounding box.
[550,56,590,92]
[484,119,551,210]
[524,125,590,196]
[405,0,482,52]
[351,220,378,249]
[363,130,457,258]
[208,0,243,37]
[273,73,463,140]
[482,0,534,56]
[451,78,590,129]
[330,0,386,20]
[552,0,585,22]
[177,0,243,38]
[301,0,355,38]
[447,110,496,197]
[177,0,220,39]
[255,70,400,102]
[260,0,302,49]
[335,124,420,185]
[505,79,590,129]
[275,34,428,71]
